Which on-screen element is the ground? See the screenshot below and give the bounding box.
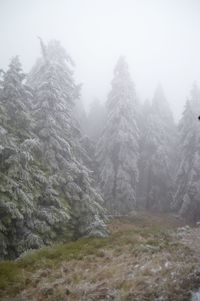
[0,213,200,301]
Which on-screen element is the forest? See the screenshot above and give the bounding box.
[1,1,200,300]
[1,38,200,261]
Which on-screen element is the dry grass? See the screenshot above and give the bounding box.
[0,212,198,301]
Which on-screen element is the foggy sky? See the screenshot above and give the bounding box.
[1,0,200,121]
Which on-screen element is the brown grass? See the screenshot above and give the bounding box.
[0,212,198,301]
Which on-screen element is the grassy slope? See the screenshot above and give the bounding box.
[0,213,199,301]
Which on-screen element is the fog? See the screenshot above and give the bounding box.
[1,1,200,291]
[1,0,200,120]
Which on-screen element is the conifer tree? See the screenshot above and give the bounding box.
[0,42,107,260]
[0,57,41,259]
[173,84,200,221]
[28,40,107,239]
[138,85,176,211]
[96,57,139,213]
[1,57,30,137]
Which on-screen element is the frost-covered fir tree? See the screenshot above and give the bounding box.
[0,57,44,259]
[0,57,30,137]
[96,56,139,214]
[28,40,107,239]
[0,56,72,259]
[138,85,177,211]
[172,84,200,222]
[0,42,107,260]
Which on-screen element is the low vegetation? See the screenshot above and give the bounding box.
[0,213,199,301]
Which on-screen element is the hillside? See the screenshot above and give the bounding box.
[1,213,200,301]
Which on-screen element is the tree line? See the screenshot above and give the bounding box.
[0,40,199,259]
[85,56,200,222]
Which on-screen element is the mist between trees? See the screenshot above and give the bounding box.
[0,39,199,259]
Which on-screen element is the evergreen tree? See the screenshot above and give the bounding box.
[0,42,107,260]
[96,57,139,214]
[0,57,43,259]
[138,85,176,211]
[0,56,73,259]
[0,57,30,137]
[28,40,107,239]
[173,84,200,222]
